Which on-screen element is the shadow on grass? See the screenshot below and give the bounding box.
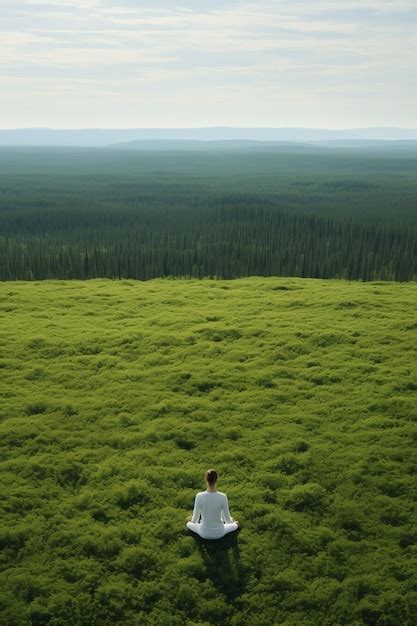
[187,529,246,601]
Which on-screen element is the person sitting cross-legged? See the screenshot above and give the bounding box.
[186,469,240,540]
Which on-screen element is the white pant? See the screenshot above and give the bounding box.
[186,521,239,540]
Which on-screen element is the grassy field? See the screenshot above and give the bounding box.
[1,277,416,625]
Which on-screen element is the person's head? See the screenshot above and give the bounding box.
[205,468,218,487]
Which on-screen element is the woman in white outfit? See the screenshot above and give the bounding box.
[186,469,240,540]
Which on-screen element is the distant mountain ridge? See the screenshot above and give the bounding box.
[1,127,417,146]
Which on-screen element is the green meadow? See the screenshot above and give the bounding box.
[1,277,416,625]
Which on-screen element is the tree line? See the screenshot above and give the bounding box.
[1,206,415,281]
[0,147,416,282]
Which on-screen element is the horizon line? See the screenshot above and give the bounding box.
[1,125,417,132]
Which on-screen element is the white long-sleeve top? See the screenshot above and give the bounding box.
[191,490,234,535]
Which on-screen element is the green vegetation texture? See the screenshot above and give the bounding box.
[1,277,417,625]
[1,146,416,281]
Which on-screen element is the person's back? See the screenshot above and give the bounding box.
[194,490,232,529]
[186,469,240,540]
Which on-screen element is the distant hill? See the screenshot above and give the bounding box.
[1,127,417,146]
[109,139,320,151]
[111,138,417,153]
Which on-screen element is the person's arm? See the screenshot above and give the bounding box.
[191,493,202,523]
[221,494,233,524]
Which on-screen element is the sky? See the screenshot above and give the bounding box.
[1,0,416,129]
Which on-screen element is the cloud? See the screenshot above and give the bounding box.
[0,0,416,127]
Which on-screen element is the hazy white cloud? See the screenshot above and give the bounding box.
[0,0,416,127]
